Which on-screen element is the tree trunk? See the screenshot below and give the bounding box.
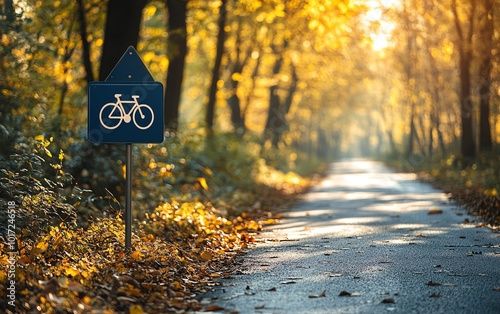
[86,0,147,199]
[452,0,476,161]
[226,24,250,135]
[164,0,187,131]
[98,0,147,81]
[407,111,416,157]
[227,91,245,134]
[205,0,228,136]
[3,0,15,23]
[402,0,417,159]
[77,0,94,84]
[478,0,493,153]
[242,48,262,118]
[265,84,283,148]
[264,40,288,148]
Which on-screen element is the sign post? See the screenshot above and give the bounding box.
[87,46,164,249]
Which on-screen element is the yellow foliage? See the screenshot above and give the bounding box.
[144,5,157,17]
[484,189,498,197]
[1,34,9,45]
[143,51,155,63]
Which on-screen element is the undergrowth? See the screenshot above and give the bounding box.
[0,134,312,313]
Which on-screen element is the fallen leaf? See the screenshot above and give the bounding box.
[426,281,441,286]
[19,255,31,264]
[130,251,142,260]
[172,281,182,290]
[200,250,213,262]
[428,209,443,215]
[64,266,80,277]
[205,305,225,311]
[129,304,144,314]
[280,280,297,284]
[35,241,49,253]
[309,290,326,298]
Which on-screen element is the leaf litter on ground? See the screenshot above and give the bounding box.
[0,173,309,313]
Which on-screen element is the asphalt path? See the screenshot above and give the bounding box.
[198,159,500,314]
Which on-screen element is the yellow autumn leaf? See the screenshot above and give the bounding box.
[81,270,89,278]
[200,250,212,262]
[65,266,80,277]
[36,241,49,253]
[130,250,142,260]
[129,304,145,314]
[44,147,52,157]
[197,177,208,190]
[172,280,182,290]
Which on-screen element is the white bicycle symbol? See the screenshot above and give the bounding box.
[99,94,154,130]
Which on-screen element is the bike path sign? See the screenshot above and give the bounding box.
[87,47,164,144]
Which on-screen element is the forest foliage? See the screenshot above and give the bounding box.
[1,0,500,312]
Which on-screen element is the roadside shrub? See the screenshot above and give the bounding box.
[0,136,89,241]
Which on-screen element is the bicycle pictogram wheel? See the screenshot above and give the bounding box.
[133,104,154,130]
[100,102,124,130]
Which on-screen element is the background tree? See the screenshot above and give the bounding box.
[205,0,228,136]
[477,0,494,153]
[164,0,188,130]
[77,0,94,85]
[99,0,148,80]
[451,0,476,161]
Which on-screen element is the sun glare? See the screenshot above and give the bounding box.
[358,0,400,51]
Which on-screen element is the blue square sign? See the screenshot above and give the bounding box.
[88,82,164,144]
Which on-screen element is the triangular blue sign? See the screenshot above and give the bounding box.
[105,46,155,82]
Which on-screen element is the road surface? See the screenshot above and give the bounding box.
[198,160,500,314]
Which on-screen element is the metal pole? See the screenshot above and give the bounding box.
[125,143,132,249]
